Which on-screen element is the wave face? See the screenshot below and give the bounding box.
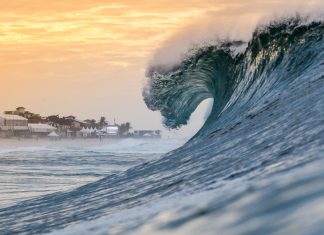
[0,17,324,235]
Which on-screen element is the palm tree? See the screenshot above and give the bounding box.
[28,114,43,123]
[99,116,107,128]
[119,122,132,136]
[46,115,60,123]
[125,122,131,133]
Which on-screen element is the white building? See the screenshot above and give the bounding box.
[105,125,119,136]
[28,123,57,133]
[133,130,161,138]
[28,123,57,137]
[0,114,28,127]
[0,115,29,137]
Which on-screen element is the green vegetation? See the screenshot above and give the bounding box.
[5,107,132,133]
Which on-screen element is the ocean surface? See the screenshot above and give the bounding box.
[0,17,324,235]
[0,139,184,207]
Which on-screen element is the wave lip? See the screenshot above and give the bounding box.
[144,44,238,129]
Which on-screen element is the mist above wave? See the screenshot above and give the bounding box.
[148,1,323,69]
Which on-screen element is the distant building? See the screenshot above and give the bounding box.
[83,119,96,127]
[4,107,26,115]
[28,123,57,138]
[0,114,28,127]
[79,127,97,138]
[65,116,88,130]
[133,130,161,138]
[104,125,119,136]
[70,120,83,129]
[4,107,42,122]
[0,115,29,137]
[60,116,91,138]
[16,107,26,114]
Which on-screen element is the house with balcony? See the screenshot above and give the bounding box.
[0,114,29,137]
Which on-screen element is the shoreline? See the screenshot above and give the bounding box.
[0,138,125,148]
[0,137,165,149]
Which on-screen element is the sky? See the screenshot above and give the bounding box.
[0,0,322,137]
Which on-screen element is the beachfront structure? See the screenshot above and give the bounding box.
[0,115,29,137]
[103,125,119,136]
[80,127,97,137]
[47,131,60,140]
[4,107,26,115]
[28,123,57,137]
[65,116,85,129]
[0,114,28,127]
[63,116,89,138]
[133,130,161,138]
[4,107,43,122]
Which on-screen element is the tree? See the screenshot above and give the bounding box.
[125,122,131,132]
[99,116,107,128]
[119,122,132,136]
[27,114,43,123]
[46,115,60,123]
[90,119,96,128]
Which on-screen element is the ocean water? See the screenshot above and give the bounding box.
[0,139,184,207]
[0,17,324,235]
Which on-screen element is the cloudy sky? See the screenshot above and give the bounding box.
[0,0,321,136]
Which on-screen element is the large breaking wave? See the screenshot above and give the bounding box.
[144,17,323,131]
[0,17,323,235]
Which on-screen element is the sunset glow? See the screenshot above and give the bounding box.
[0,0,321,128]
[0,1,220,127]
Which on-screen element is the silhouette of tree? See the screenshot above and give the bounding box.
[119,122,132,136]
[99,116,107,128]
[90,119,96,128]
